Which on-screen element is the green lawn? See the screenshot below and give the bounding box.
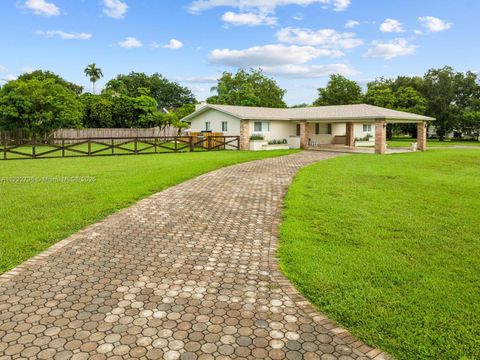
[387,136,480,148]
[279,149,480,360]
[0,150,296,273]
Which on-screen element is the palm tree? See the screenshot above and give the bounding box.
[84,63,103,94]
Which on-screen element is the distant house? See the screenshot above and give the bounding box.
[182,103,435,154]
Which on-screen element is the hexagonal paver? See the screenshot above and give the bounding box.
[0,152,391,359]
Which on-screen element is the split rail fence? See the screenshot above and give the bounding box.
[1,136,240,160]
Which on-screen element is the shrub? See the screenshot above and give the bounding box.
[250,134,265,141]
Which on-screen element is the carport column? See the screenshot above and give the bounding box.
[240,119,249,150]
[374,119,386,154]
[346,122,355,147]
[300,120,309,150]
[417,121,427,151]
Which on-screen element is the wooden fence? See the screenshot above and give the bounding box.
[190,132,226,150]
[0,127,181,144]
[1,136,240,160]
[52,127,179,141]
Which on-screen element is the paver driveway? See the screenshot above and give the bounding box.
[0,152,390,360]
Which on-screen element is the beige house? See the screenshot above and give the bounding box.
[182,103,435,154]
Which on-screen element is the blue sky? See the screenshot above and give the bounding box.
[0,0,478,105]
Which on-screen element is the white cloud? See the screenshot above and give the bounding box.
[23,0,60,16]
[345,20,359,29]
[35,30,92,40]
[177,75,219,83]
[261,63,357,78]
[103,0,128,19]
[0,74,17,83]
[152,39,184,50]
[118,37,142,48]
[163,39,184,50]
[222,11,277,26]
[209,44,343,67]
[292,12,304,21]
[276,27,363,49]
[418,16,452,32]
[188,0,351,13]
[364,38,417,60]
[380,18,404,33]
[21,67,36,73]
[0,65,5,72]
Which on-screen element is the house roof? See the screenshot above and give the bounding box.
[182,104,435,123]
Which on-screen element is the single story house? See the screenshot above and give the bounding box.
[182,103,435,154]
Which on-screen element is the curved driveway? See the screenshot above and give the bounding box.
[0,152,390,360]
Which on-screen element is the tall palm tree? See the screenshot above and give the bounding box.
[84,63,103,94]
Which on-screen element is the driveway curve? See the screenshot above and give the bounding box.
[0,152,390,360]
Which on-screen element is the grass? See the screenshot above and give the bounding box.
[279,149,480,360]
[387,136,480,148]
[0,149,297,273]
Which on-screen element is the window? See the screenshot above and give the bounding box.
[205,122,211,131]
[254,121,270,132]
[221,121,228,132]
[296,124,301,136]
[314,123,332,135]
[363,124,372,132]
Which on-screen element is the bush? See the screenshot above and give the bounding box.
[250,134,265,141]
[0,78,83,137]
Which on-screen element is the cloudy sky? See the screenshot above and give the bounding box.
[0,0,478,105]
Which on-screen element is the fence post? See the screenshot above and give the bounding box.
[88,139,91,156]
[32,139,36,159]
[62,139,65,157]
[207,136,212,151]
[154,138,157,153]
[3,137,6,160]
[174,137,178,153]
[189,136,194,152]
[134,138,138,154]
[111,138,114,155]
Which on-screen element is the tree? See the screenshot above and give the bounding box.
[394,87,427,115]
[80,94,114,128]
[313,74,363,106]
[290,103,310,108]
[104,72,196,109]
[207,69,287,108]
[84,63,104,95]
[365,84,395,109]
[171,103,195,120]
[0,78,83,137]
[422,66,476,140]
[461,111,480,140]
[17,70,83,95]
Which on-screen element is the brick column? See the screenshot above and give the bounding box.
[300,120,309,150]
[417,121,427,152]
[346,122,355,147]
[374,119,386,154]
[239,119,249,150]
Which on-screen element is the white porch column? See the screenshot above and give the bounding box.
[375,119,386,154]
